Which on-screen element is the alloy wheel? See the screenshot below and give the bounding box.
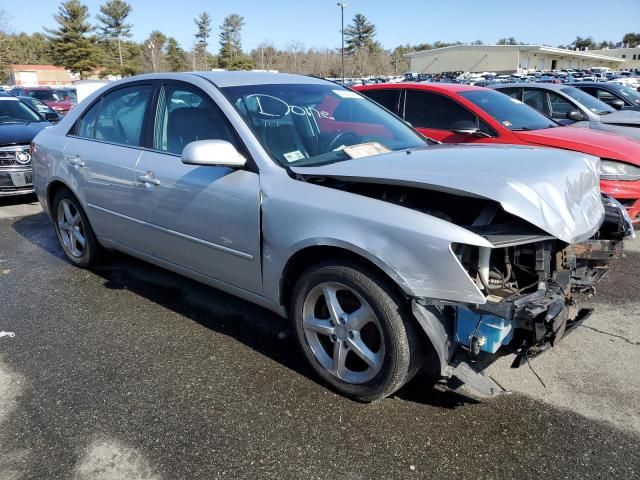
[302,281,385,384]
[56,198,86,258]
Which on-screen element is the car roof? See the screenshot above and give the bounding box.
[0,91,11,97]
[571,82,620,89]
[491,82,567,91]
[120,71,330,88]
[357,82,485,93]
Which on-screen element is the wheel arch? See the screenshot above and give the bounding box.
[279,242,411,313]
[46,179,75,217]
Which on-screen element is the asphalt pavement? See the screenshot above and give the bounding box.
[0,195,638,479]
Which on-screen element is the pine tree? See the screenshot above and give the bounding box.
[344,14,378,54]
[96,0,132,72]
[166,37,188,72]
[45,0,100,78]
[194,12,212,70]
[218,14,252,70]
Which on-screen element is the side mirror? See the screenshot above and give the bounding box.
[610,99,625,110]
[566,110,585,121]
[181,140,246,168]
[450,120,478,135]
[450,120,489,137]
[44,112,60,122]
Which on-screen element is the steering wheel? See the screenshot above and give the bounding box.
[327,131,361,151]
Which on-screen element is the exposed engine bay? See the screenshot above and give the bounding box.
[299,175,633,392]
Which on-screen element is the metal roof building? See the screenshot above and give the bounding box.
[405,45,624,74]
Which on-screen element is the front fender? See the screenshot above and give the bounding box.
[260,174,487,306]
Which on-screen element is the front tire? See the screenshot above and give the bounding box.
[52,189,102,268]
[291,260,424,402]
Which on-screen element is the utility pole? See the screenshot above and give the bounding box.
[337,2,347,84]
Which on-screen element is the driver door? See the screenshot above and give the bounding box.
[135,81,263,294]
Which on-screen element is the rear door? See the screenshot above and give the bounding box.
[64,81,156,251]
[134,80,263,293]
[402,89,495,143]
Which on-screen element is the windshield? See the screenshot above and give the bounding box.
[221,83,426,167]
[28,90,64,102]
[561,86,614,115]
[0,97,44,123]
[460,90,557,131]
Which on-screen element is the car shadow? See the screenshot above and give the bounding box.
[0,193,38,207]
[11,210,482,409]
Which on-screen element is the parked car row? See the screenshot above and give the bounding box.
[7,86,77,115]
[25,72,633,402]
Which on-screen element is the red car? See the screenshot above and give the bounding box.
[355,83,640,222]
[9,87,74,115]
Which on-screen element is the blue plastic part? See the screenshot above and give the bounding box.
[455,308,513,354]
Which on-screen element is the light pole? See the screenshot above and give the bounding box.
[147,42,156,72]
[337,2,347,84]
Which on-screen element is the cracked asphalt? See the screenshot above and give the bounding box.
[0,195,639,479]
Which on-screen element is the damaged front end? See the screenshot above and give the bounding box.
[290,146,634,395]
[415,194,632,395]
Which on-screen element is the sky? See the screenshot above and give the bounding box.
[2,0,639,52]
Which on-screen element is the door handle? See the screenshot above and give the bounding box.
[139,174,160,186]
[68,155,85,167]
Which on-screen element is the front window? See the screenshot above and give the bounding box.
[560,86,614,115]
[403,90,490,134]
[460,90,556,131]
[221,83,425,167]
[154,84,238,155]
[0,97,44,123]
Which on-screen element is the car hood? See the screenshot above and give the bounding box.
[599,109,640,126]
[0,122,48,146]
[514,126,640,165]
[291,144,604,244]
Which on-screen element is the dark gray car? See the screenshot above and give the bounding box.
[569,82,640,111]
[491,83,640,140]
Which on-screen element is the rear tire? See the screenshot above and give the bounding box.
[291,260,424,402]
[52,188,102,268]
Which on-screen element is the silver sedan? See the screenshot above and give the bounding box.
[32,72,631,401]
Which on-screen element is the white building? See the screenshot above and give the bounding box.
[589,47,640,70]
[405,45,624,75]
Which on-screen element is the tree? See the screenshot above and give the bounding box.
[344,13,378,54]
[218,14,252,70]
[470,40,484,45]
[194,12,212,69]
[166,37,188,72]
[45,0,100,78]
[622,33,640,47]
[96,0,132,71]
[497,37,518,45]
[570,36,595,50]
